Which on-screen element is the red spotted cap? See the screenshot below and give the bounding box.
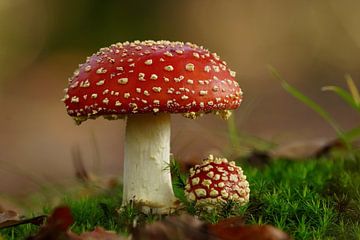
[184,155,250,208]
[62,40,243,124]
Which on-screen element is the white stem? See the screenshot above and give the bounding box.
[122,113,176,213]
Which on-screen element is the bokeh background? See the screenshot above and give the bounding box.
[0,0,359,197]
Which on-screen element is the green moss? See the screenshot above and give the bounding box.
[1,152,359,240]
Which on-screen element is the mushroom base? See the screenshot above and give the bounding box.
[122,113,177,214]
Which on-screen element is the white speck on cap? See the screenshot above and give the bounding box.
[96,80,105,86]
[152,87,162,93]
[199,90,208,96]
[96,67,107,74]
[102,98,109,105]
[185,63,195,71]
[150,74,158,80]
[144,59,153,65]
[71,96,79,103]
[193,52,200,58]
[117,78,128,84]
[164,65,174,71]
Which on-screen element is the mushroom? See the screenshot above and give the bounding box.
[62,40,243,213]
[184,155,250,210]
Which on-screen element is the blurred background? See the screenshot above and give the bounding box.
[0,0,359,198]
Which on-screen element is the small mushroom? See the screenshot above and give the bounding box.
[63,40,243,213]
[184,155,250,209]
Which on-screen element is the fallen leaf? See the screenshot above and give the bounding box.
[134,214,291,240]
[209,217,291,240]
[246,151,271,167]
[47,206,73,231]
[0,210,20,224]
[270,138,346,159]
[0,215,46,229]
[133,214,211,240]
[0,208,46,230]
[27,206,73,240]
[313,139,346,158]
[78,227,128,240]
[27,206,127,240]
[26,208,290,240]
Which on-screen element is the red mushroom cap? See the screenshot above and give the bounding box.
[184,155,250,207]
[63,40,243,124]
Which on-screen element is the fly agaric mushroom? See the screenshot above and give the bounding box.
[63,40,243,213]
[184,155,250,209]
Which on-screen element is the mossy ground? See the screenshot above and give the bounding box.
[1,151,359,240]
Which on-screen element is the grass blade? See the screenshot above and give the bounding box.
[343,126,360,142]
[345,74,360,105]
[268,66,345,140]
[227,114,241,149]
[321,85,360,112]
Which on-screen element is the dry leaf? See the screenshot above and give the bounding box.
[26,208,290,240]
[134,214,290,240]
[46,206,73,231]
[27,206,73,240]
[133,214,211,240]
[77,227,128,240]
[0,208,46,230]
[246,151,271,167]
[209,217,291,240]
[0,210,20,228]
[0,210,20,223]
[27,206,127,240]
[270,138,344,159]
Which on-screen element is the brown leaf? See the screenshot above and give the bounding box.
[133,214,290,240]
[133,214,212,240]
[0,210,20,223]
[246,151,271,167]
[46,206,74,231]
[0,215,46,229]
[270,138,346,160]
[0,208,46,230]
[27,206,127,240]
[314,139,346,158]
[208,218,291,240]
[0,210,20,228]
[77,227,127,240]
[27,206,74,240]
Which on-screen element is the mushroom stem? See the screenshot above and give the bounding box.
[122,113,176,213]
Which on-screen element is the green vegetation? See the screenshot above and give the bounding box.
[242,153,360,239]
[1,151,359,240]
[269,66,360,147]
